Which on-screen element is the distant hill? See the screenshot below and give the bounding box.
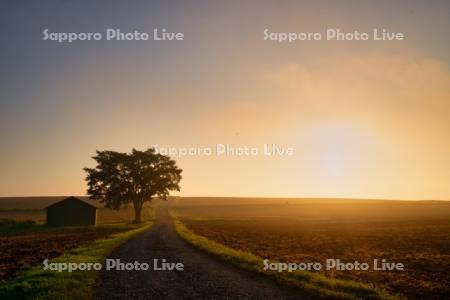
[1,196,448,212]
[171,197,448,206]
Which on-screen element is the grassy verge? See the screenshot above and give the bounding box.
[173,218,399,300]
[0,221,152,300]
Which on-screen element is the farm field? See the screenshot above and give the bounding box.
[0,223,127,282]
[0,197,155,283]
[172,197,450,300]
[0,196,154,223]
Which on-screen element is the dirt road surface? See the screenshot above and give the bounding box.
[94,202,306,299]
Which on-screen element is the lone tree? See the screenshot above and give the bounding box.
[84,148,182,223]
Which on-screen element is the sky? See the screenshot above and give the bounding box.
[1,0,449,199]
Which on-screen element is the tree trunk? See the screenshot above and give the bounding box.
[133,202,142,223]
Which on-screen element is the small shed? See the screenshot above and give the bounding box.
[46,196,98,226]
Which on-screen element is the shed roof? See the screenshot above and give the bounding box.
[46,196,99,209]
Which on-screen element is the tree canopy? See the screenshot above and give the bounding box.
[84,148,182,222]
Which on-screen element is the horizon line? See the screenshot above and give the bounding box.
[0,195,449,202]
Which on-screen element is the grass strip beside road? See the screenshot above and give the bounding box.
[0,221,152,300]
[173,217,399,300]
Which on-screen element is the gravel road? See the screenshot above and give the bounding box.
[94,202,306,300]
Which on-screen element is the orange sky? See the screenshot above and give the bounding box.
[1,1,449,199]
